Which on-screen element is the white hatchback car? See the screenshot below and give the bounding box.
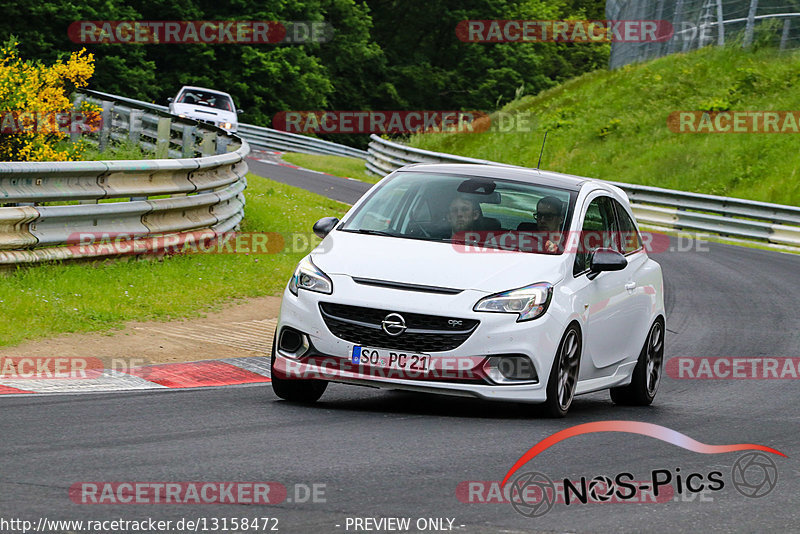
[272,164,665,416]
[168,86,240,133]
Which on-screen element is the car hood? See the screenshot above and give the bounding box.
[311,230,566,294]
[170,103,237,123]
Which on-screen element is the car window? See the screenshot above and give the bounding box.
[348,180,414,231]
[575,195,618,274]
[612,199,643,254]
[178,90,234,111]
[340,172,575,254]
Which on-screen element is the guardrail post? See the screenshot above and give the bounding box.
[200,132,215,156]
[743,0,759,48]
[780,18,791,49]
[181,125,196,158]
[98,101,113,152]
[216,136,231,155]
[155,117,171,159]
[71,94,84,144]
[128,109,143,144]
[716,0,725,46]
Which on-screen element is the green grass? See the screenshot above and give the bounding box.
[0,174,348,347]
[281,152,382,183]
[408,45,800,207]
[82,139,156,161]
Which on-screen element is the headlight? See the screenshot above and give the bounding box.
[178,114,187,118]
[221,122,232,130]
[289,256,333,296]
[473,282,553,322]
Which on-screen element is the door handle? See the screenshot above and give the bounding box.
[624,281,637,291]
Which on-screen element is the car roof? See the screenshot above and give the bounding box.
[177,86,233,98]
[398,163,590,192]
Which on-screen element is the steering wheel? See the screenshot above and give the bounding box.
[408,220,432,238]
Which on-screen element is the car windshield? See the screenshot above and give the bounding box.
[177,90,234,111]
[340,171,576,254]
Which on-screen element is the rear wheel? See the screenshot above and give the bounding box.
[542,325,582,418]
[270,331,327,403]
[610,319,664,406]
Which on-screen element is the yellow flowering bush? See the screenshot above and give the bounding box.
[0,39,98,162]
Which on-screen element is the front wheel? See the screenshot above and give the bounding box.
[270,332,327,403]
[542,325,582,418]
[610,319,664,406]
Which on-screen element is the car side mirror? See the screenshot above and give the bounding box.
[167,97,174,103]
[587,248,627,280]
[313,217,339,239]
[236,109,244,114]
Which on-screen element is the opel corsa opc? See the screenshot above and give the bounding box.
[271,164,665,416]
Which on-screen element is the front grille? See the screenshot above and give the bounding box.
[352,277,463,295]
[319,302,479,352]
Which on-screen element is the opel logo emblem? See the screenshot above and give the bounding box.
[381,313,406,336]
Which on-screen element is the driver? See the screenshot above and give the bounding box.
[447,195,481,240]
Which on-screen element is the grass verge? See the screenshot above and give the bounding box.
[0,173,348,348]
[281,152,381,183]
[82,139,156,161]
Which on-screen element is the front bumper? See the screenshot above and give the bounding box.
[274,276,568,403]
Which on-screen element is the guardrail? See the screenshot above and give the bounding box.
[366,134,800,248]
[237,123,367,159]
[82,90,367,159]
[0,92,248,264]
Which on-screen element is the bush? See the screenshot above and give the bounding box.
[0,38,97,162]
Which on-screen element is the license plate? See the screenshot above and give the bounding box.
[351,346,431,373]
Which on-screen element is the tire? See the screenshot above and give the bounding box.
[542,324,582,418]
[270,331,327,403]
[610,319,664,406]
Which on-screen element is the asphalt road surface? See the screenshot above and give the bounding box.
[1,160,798,534]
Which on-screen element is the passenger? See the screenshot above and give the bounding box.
[536,196,565,253]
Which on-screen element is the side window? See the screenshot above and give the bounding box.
[612,199,643,254]
[574,196,618,275]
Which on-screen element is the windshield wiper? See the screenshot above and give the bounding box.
[345,228,398,237]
